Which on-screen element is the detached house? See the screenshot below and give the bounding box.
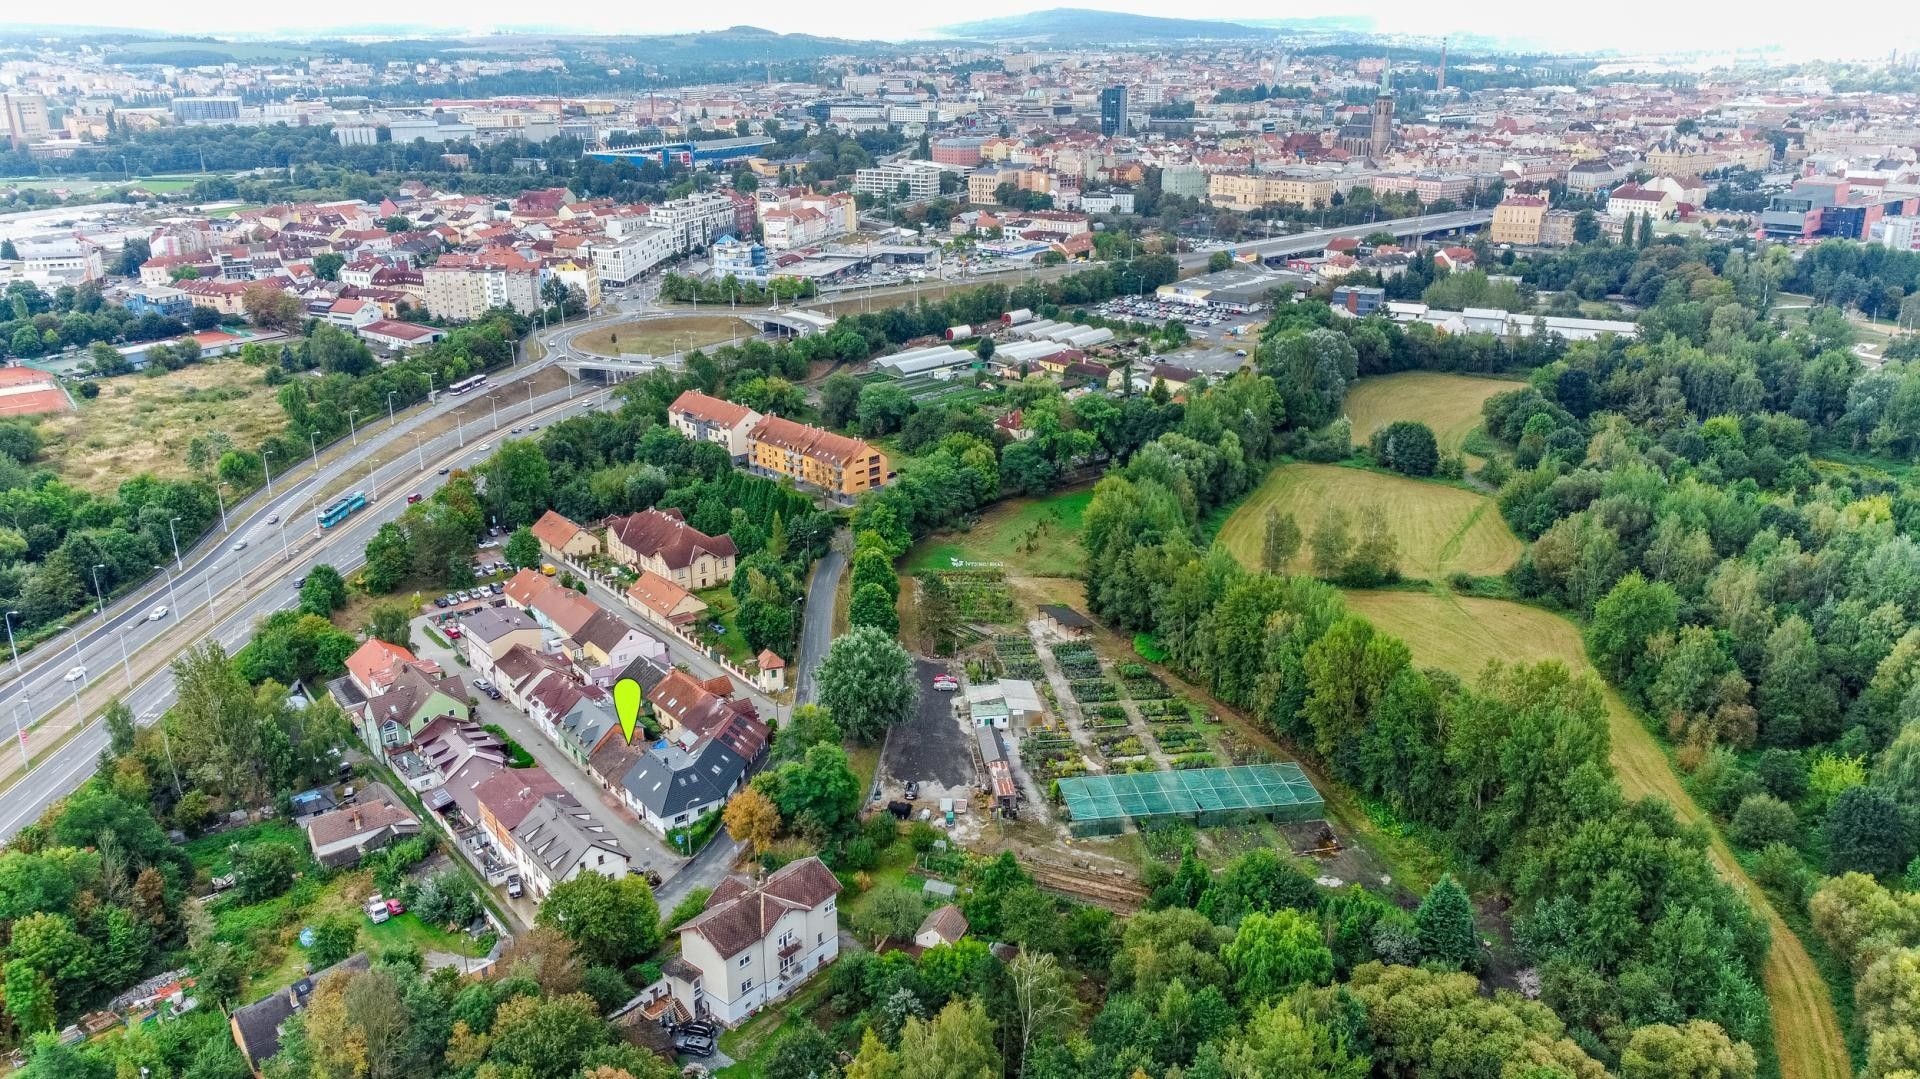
[333,639,468,748]
[665,857,842,1025]
[626,569,709,631]
[605,508,737,590]
[531,510,599,561]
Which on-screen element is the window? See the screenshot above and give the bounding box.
[738,954,751,968]
[742,978,753,992]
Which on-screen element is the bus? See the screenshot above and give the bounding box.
[448,374,488,396]
[317,491,369,529]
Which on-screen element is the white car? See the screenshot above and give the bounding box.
[230,540,248,552]
[146,605,168,621]
[63,665,86,683]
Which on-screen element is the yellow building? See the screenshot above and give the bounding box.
[747,415,889,497]
[1490,195,1549,246]
[1207,172,1333,210]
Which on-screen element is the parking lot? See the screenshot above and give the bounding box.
[1090,296,1263,344]
[878,659,975,809]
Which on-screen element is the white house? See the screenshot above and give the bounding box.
[667,389,762,460]
[507,793,631,897]
[665,858,841,1025]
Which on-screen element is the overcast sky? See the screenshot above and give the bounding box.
[7,0,1917,62]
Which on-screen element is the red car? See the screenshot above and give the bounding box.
[445,626,463,640]
[385,898,405,915]
[406,492,423,504]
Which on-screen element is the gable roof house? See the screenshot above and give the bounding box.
[575,608,668,673]
[605,508,737,590]
[305,797,422,868]
[229,954,371,1075]
[626,569,710,631]
[665,857,842,1026]
[531,509,600,561]
[668,390,763,460]
[508,794,630,898]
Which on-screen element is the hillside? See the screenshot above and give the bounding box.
[941,7,1271,42]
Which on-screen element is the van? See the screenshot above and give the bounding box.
[541,563,557,576]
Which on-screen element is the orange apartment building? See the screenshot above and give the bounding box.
[746,416,890,498]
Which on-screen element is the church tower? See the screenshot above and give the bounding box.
[1370,58,1395,160]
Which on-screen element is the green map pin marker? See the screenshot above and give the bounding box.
[613,677,642,743]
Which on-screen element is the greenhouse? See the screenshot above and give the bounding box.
[1058,763,1325,837]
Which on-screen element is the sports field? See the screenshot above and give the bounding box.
[1218,462,1521,579]
[572,315,752,357]
[1343,587,1847,1079]
[1343,371,1516,462]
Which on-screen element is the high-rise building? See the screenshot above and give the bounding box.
[1099,86,1129,138]
[2,93,51,150]
[1369,62,1395,160]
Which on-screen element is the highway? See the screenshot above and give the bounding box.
[0,209,1495,842]
[0,292,672,840]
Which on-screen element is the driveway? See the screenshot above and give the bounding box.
[409,618,683,878]
[880,659,971,795]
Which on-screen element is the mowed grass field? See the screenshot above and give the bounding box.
[1344,588,1848,1079]
[37,361,287,493]
[1218,463,1521,579]
[905,487,1094,579]
[1342,371,1517,462]
[572,314,752,357]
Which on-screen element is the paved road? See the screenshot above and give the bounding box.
[0,310,642,841]
[792,537,847,708]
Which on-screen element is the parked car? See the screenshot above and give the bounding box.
[385,897,406,915]
[671,1025,716,1058]
[505,875,523,898]
[903,780,920,801]
[473,679,493,691]
[485,688,502,701]
[445,625,463,640]
[932,674,958,691]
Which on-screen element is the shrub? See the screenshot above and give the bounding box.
[1729,794,1800,850]
[1750,843,1810,906]
[1755,748,1809,803]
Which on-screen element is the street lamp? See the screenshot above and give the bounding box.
[308,428,320,466]
[167,516,184,572]
[155,565,179,624]
[90,563,107,616]
[2,611,19,676]
[214,481,229,533]
[386,390,399,427]
[115,628,132,690]
[261,446,277,497]
[348,409,362,445]
[201,563,218,616]
[415,430,425,471]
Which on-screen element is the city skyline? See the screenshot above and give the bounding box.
[3,0,1917,62]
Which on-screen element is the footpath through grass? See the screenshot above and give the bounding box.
[1344,584,1848,1079]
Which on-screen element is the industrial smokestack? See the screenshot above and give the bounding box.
[1438,38,1448,92]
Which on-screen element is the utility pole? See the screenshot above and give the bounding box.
[167,516,183,572]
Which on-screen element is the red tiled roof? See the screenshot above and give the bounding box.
[677,857,841,959]
[607,509,736,571]
[748,415,878,467]
[530,510,584,552]
[669,389,757,427]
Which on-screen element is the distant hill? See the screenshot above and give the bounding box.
[940,8,1272,42]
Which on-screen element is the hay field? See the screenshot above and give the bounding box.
[1218,463,1521,579]
[36,361,286,493]
[1343,587,1848,1079]
[1342,371,1517,462]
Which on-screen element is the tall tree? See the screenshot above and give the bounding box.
[1261,507,1301,575]
[815,626,917,743]
[1414,874,1479,970]
[535,874,663,969]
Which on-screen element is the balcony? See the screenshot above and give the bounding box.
[778,939,803,960]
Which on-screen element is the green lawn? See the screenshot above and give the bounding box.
[905,486,1094,578]
[714,978,836,1078]
[693,586,754,667]
[185,820,309,875]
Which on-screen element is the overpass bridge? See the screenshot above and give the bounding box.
[1190,208,1494,268]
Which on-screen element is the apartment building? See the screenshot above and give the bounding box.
[605,508,737,590]
[2,93,50,150]
[589,226,676,284]
[853,160,943,201]
[668,390,762,459]
[1490,195,1549,246]
[422,250,543,320]
[1207,172,1333,210]
[664,858,842,1026]
[747,415,890,498]
[648,191,736,252]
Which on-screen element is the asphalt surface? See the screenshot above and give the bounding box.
[792,539,846,708]
[0,301,655,842]
[880,659,968,791]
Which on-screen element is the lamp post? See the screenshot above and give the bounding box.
[201,563,217,617]
[415,431,425,471]
[214,482,229,533]
[90,564,107,616]
[348,409,361,446]
[167,516,183,572]
[155,565,178,623]
[3,611,19,676]
[262,446,276,497]
[115,629,132,690]
[490,395,500,431]
[9,700,26,771]
[308,429,320,466]
[386,390,399,427]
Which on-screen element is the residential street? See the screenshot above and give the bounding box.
[794,534,849,707]
[408,618,682,877]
